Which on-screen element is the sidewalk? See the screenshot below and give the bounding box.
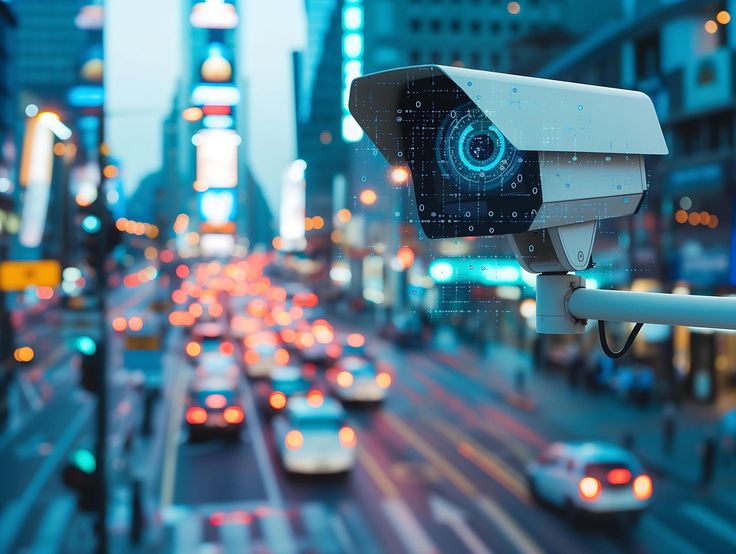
[463,342,736,495]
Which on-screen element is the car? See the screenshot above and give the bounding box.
[262,365,315,415]
[185,376,245,441]
[273,396,357,474]
[186,322,232,362]
[380,312,424,348]
[243,331,289,378]
[294,321,341,364]
[229,314,262,339]
[526,442,653,524]
[326,356,391,403]
[196,352,240,380]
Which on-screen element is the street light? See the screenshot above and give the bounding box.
[359,188,377,205]
[388,165,410,185]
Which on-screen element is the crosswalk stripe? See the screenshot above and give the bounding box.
[382,499,440,554]
[301,503,340,553]
[174,513,202,554]
[29,494,76,554]
[219,521,250,554]
[330,512,358,554]
[681,503,736,547]
[260,510,297,554]
[340,502,384,554]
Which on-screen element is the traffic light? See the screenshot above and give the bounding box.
[79,198,121,269]
[62,448,100,512]
[75,336,102,392]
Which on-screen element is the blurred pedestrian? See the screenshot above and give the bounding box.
[661,401,676,454]
[514,366,526,395]
[700,436,717,486]
[718,408,736,465]
[130,479,144,544]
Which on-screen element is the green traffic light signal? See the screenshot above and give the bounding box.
[82,215,101,233]
[70,448,96,474]
[75,336,97,355]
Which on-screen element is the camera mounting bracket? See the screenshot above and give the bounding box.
[508,221,597,274]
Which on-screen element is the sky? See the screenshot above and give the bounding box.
[106,0,305,218]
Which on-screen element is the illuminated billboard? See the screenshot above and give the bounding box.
[198,188,236,234]
[190,0,238,29]
[195,129,239,188]
[279,160,307,251]
[19,119,54,248]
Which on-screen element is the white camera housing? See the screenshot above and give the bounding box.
[349,65,668,273]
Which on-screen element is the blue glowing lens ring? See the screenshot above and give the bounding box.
[436,103,522,192]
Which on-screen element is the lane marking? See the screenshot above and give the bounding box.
[29,494,76,554]
[219,520,250,554]
[641,516,704,554]
[382,499,439,554]
[0,402,93,554]
[260,510,297,554]
[429,419,530,504]
[357,447,399,499]
[429,494,494,554]
[383,412,543,554]
[301,503,341,554]
[476,495,544,554]
[159,365,188,508]
[174,512,202,554]
[330,512,357,554]
[681,503,736,547]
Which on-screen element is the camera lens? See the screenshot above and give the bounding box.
[437,104,522,191]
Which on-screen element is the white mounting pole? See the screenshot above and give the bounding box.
[535,274,736,334]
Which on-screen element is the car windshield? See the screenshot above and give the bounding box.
[273,377,309,395]
[292,415,342,431]
[201,337,220,353]
[584,461,639,480]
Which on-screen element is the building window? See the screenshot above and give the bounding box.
[410,50,421,65]
[410,18,422,32]
[490,21,501,34]
[470,21,481,34]
[635,32,660,81]
[470,51,480,67]
[450,19,461,33]
[430,19,441,32]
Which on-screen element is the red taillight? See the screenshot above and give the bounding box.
[269,391,287,410]
[186,341,202,357]
[339,426,357,448]
[607,468,632,485]
[273,348,289,365]
[205,394,227,409]
[220,341,234,355]
[285,430,303,450]
[579,477,601,501]
[186,406,207,425]
[244,350,260,365]
[632,474,653,500]
[223,406,244,424]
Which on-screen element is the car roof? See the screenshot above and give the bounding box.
[193,322,226,336]
[553,441,638,463]
[191,376,238,392]
[271,366,303,381]
[340,356,373,371]
[287,396,344,419]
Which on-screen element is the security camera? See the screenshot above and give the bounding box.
[349,65,668,273]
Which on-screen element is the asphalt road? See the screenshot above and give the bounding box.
[158,294,736,554]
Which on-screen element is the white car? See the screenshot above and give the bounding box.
[526,442,653,523]
[273,397,357,474]
[327,356,391,402]
[196,352,239,380]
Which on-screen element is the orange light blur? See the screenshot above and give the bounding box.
[633,474,653,500]
[306,390,324,407]
[285,430,304,450]
[182,107,203,122]
[389,165,410,185]
[376,372,392,389]
[717,10,731,25]
[185,406,207,425]
[112,317,127,332]
[339,426,357,448]
[579,477,601,500]
[223,406,244,424]
[128,317,143,331]
[298,332,316,349]
[186,341,202,357]
[248,299,269,318]
[176,264,190,279]
[205,394,227,409]
[188,303,203,318]
[337,371,354,388]
[14,346,35,363]
[103,165,118,179]
[281,328,297,343]
[209,303,224,318]
[327,344,342,359]
[336,208,352,223]
[396,246,415,270]
[705,19,718,34]
[220,341,234,355]
[36,286,54,300]
[274,348,289,365]
[312,216,325,230]
[244,349,260,365]
[359,188,377,206]
[171,289,187,304]
[507,1,521,15]
[347,333,365,348]
[674,209,688,224]
[269,391,287,410]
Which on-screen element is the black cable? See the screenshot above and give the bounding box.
[598,320,644,359]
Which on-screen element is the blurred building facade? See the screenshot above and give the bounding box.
[535,0,736,402]
[296,0,736,402]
